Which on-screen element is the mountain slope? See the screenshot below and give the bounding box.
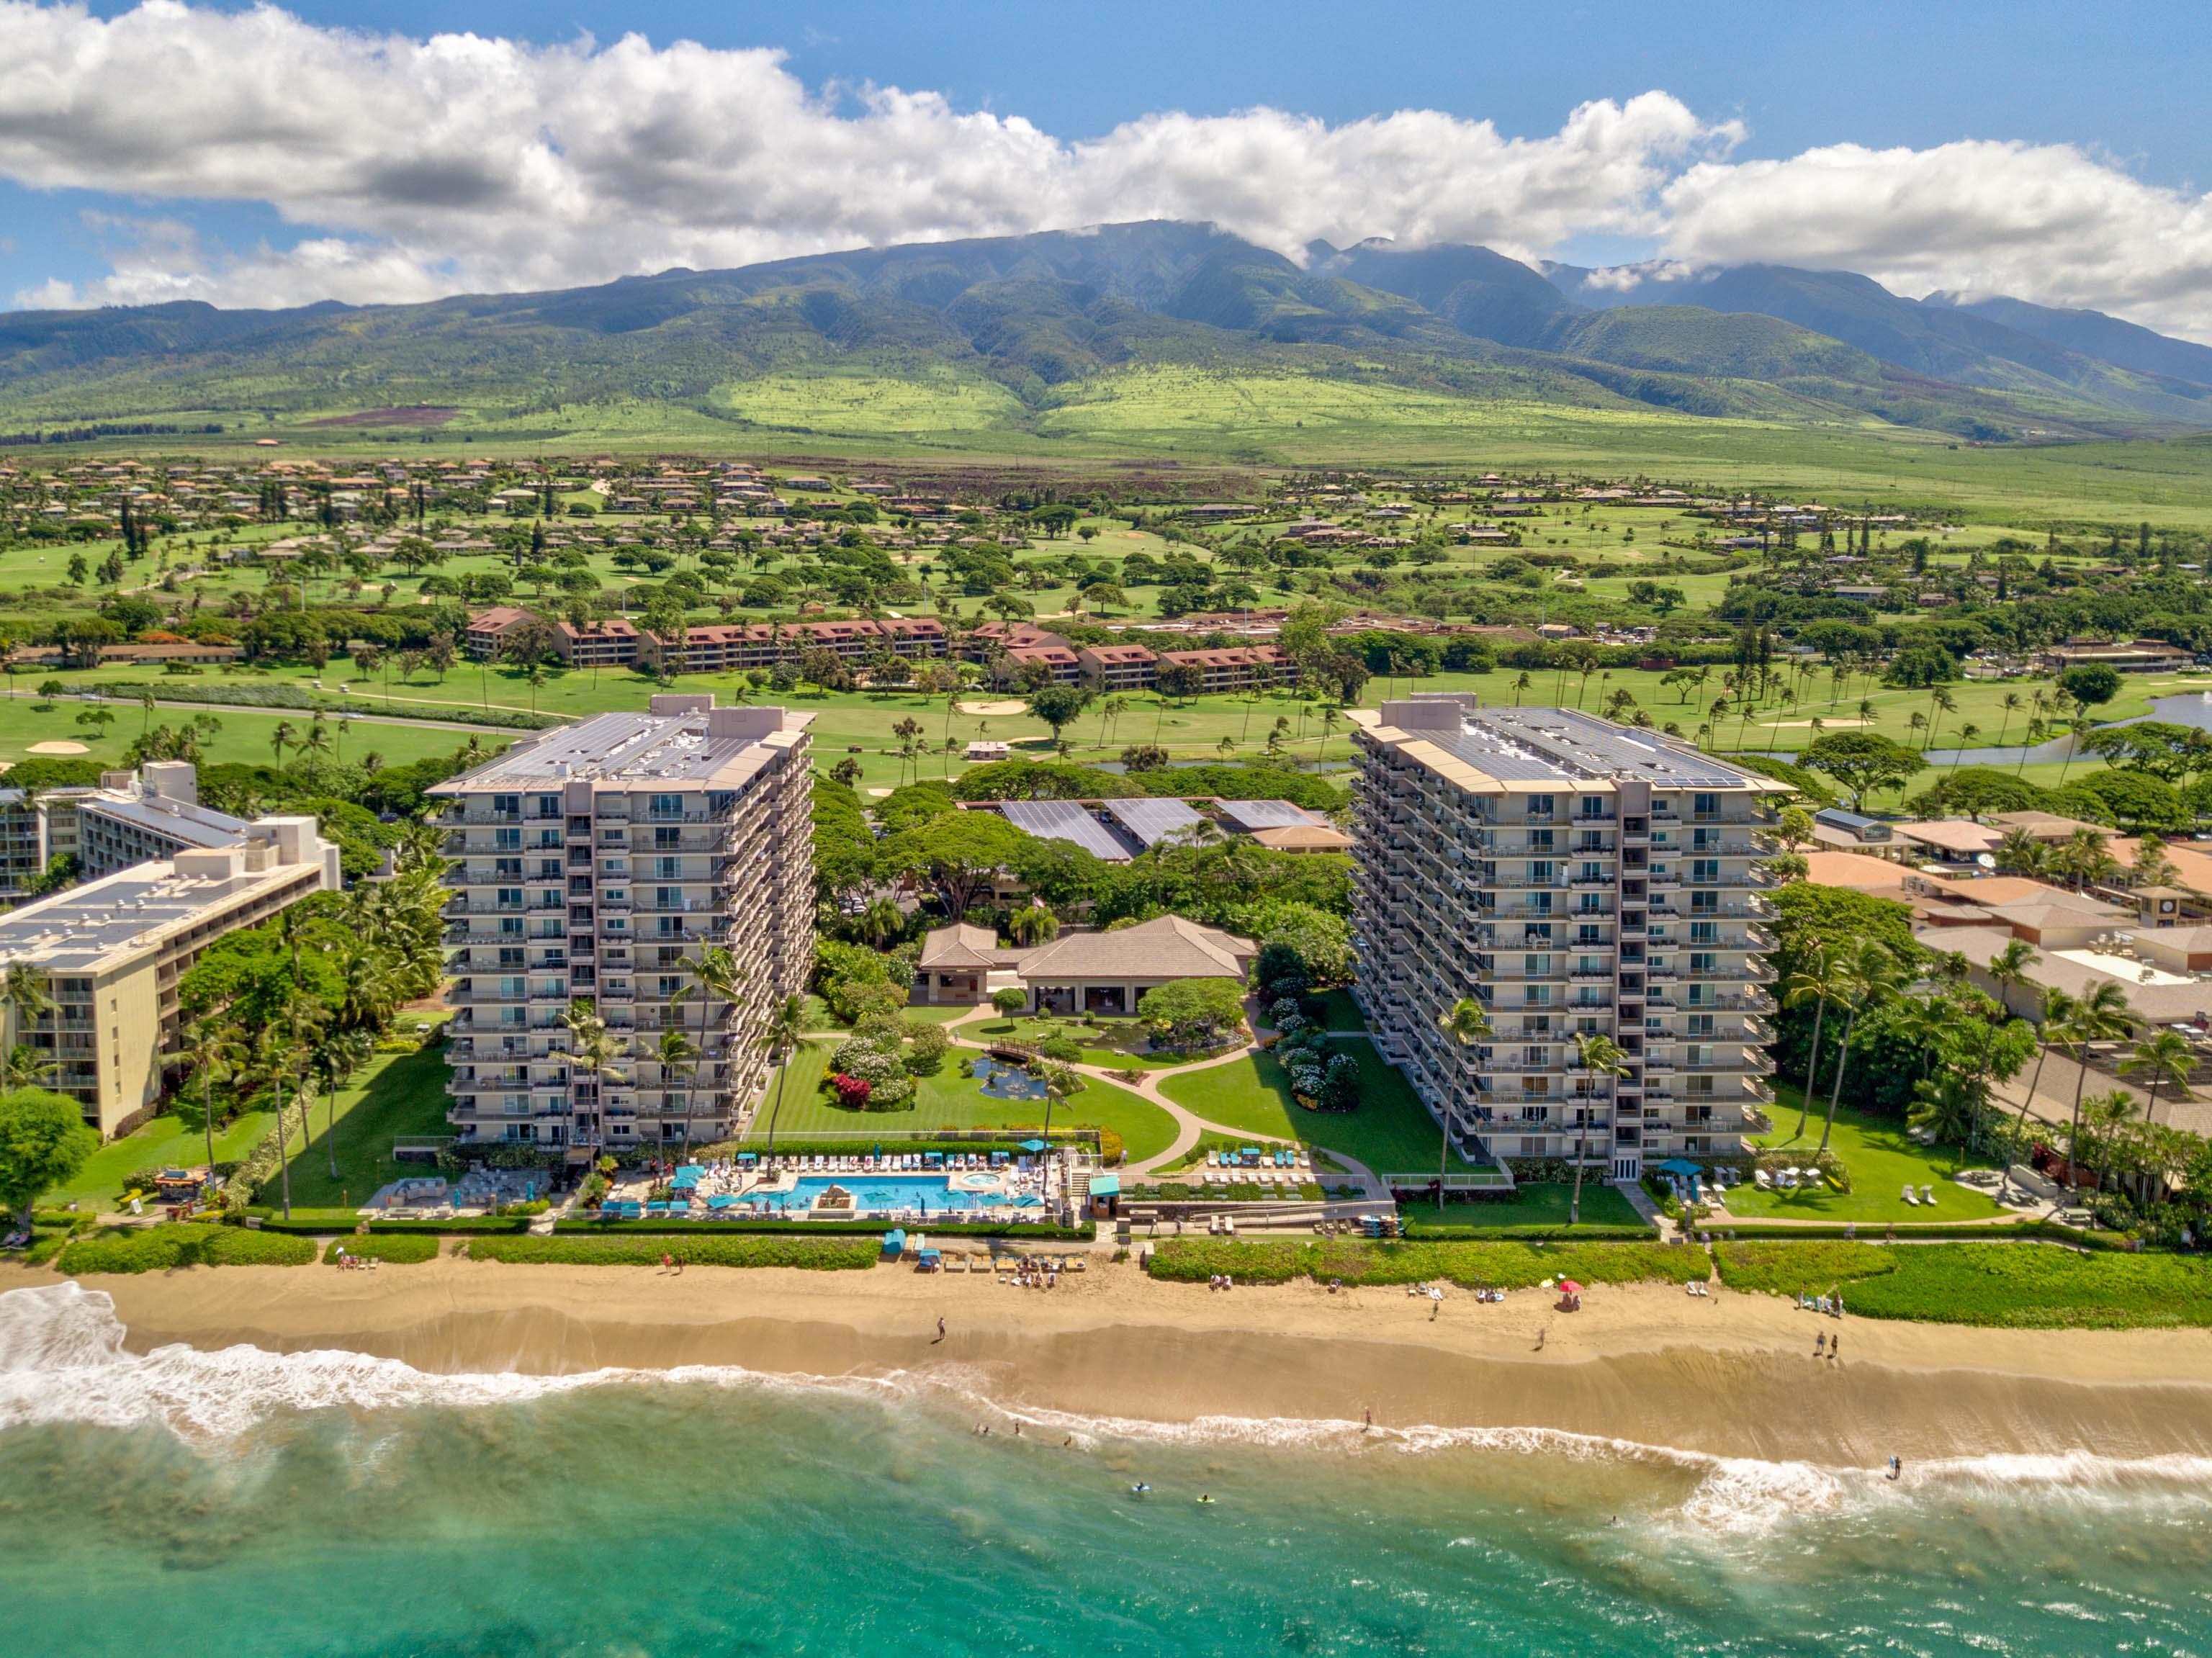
[1546,261,2212,425]
[1927,292,2212,390]
[2,221,2210,447]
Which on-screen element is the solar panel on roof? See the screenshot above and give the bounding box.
[1213,798,1322,832]
[996,801,1134,860]
[1102,797,1205,849]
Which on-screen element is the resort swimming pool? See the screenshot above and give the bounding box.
[743,1175,1043,1215]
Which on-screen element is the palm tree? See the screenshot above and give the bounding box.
[685,945,745,1155]
[1817,940,1903,1155]
[656,1018,698,1159]
[1781,942,1845,1138]
[1,963,53,1071]
[269,718,295,766]
[562,999,626,1147]
[2074,1089,2141,1194]
[758,994,807,1155]
[2053,982,2133,1186]
[1431,996,1491,1209]
[1569,1032,1627,1224]
[179,1017,246,1179]
[1993,690,2022,751]
[2118,1028,2193,1129]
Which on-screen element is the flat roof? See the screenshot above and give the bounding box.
[81,791,249,850]
[0,856,314,973]
[1213,798,1327,832]
[1102,796,1205,850]
[430,705,809,793]
[1438,706,1768,790]
[996,801,1135,862]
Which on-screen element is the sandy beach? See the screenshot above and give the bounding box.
[23,1257,2212,1469]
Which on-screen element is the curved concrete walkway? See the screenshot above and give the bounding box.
[937,1003,1386,1192]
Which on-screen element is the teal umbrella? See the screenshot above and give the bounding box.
[1019,1139,1048,1153]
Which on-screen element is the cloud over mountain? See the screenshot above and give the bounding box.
[2,1,2209,341]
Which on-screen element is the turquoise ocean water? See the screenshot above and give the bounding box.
[3,1282,2210,1657]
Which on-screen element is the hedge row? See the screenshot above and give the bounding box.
[243,1209,534,1236]
[1146,1238,1703,1289]
[554,1217,1088,1240]
[324,1234,440,1265]
[466,1235,879,1269]
[58,1224,317,1274]
[1395,1222,1658,1243]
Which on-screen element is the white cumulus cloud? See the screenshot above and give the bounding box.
[1659,139,2212,340]
[0,1,2208,345]
[0,1,1725,308]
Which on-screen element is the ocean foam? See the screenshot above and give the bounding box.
[0,1281,898,1439]
[4,1284,2208,1536]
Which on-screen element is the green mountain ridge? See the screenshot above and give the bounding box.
[2,220,2208,450]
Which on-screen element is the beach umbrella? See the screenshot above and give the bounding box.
[1656,1158,1701,1177]
[1557,1280,1583,1296]
[1019,1139,1048,1153]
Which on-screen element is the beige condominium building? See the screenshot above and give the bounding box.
[430,695,812,1155]
[1349,698,1782,1184]
[0,820,338,1136]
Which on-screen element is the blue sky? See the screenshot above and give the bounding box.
[2,0,2207,335]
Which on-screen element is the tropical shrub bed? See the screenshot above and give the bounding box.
[467,1235,879,1269]
[1146,1238,1702,1289]
[57,1224,317,1274]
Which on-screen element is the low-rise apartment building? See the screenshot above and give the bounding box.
[430,695,813,1154]
[1349,698,1782,1184]
[0,821,338,1136]
[463,608,948,672]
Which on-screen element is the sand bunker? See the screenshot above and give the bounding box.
[956,700,1028,716]
[25,741,89,754]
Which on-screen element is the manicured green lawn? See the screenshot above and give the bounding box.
[1401,1182,1649,1233]
[1314,989,1367,1032]
[0,692,483,775]
[745,1039,1179,1162]
[45,1104,276,1209]
[1719,1088,2007,1225]
[269,1040,458,1210]
[1159,1039,1457,1174]
[1714,1240,2212,1329]
[970,1016,1203,1070]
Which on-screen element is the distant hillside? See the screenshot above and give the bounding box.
[4,220,2212,450]
[1926,292,2212,390]
[1546,261,2212,428]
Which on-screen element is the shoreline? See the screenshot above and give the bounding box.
[19,1257,2212,1469]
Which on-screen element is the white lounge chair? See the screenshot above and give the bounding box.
[1920,1185,1935,1206]
[1901,1184,1919,1205]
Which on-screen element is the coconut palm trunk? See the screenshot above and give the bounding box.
[1797,996,1826,1138]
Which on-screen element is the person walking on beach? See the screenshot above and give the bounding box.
[1535,1325,1547,1352]
[934,1317,946,1345]
[1363,1407,1372,1431]
[1830,1333,1840,1362]
[1815,1331,1825,1357]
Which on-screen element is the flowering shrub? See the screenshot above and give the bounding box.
[831,1073,873,1108]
